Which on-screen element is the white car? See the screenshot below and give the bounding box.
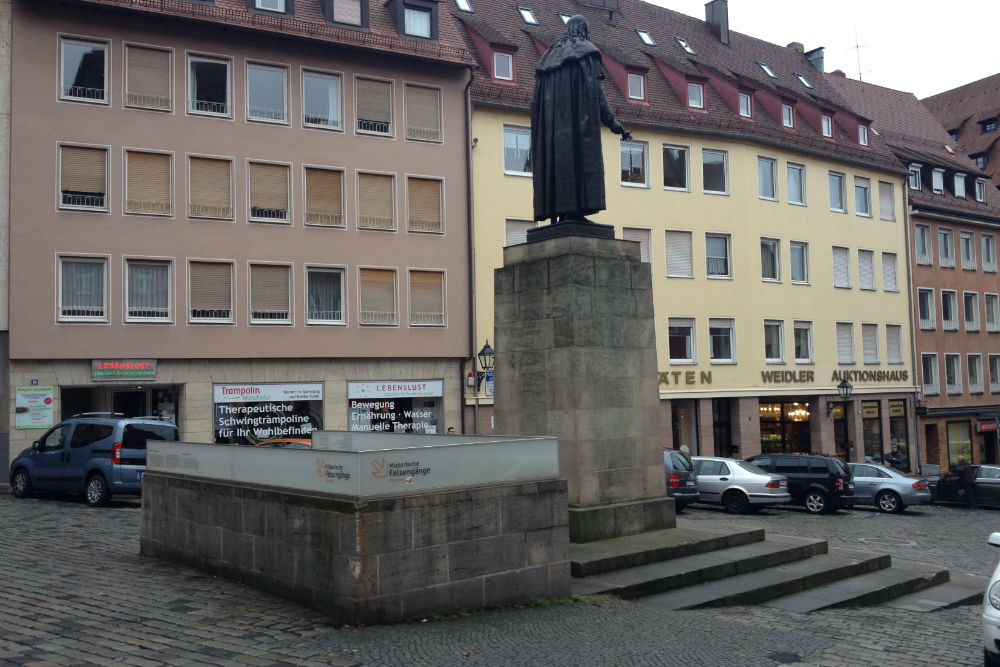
[984,532,1000,666]
[691,456,791,514]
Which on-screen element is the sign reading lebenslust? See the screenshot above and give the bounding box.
[213,383,323,446]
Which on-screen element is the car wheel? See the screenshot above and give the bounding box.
[985,648,1000,667]
[876,490,903,514]
[722,490,750,514]
[11,468,33,498]
[85,474,110,507]
[804,490,828,514]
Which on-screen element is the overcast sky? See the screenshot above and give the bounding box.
[649,0,1000,99]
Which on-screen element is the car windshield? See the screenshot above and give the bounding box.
[737,461,768,475]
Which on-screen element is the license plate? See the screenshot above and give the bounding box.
[137,471,144,481]
[685,480,695,486]
[847,483,854,489]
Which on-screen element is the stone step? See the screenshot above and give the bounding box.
[633,548,891,611]
[883,572,988,612]
[763,559,949,612]
[572,533,827,598]
[569,525,765,578]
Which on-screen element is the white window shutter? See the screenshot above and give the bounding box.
[665,230,692,277]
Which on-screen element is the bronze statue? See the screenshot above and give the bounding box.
[531,15,631,225]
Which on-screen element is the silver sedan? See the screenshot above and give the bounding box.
[848,462,932,513]
[692,456,791,514]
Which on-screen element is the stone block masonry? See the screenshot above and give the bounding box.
[140,473,571,625]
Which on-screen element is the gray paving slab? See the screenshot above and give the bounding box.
[885,571,989,611]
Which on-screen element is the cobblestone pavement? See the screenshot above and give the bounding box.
[0,491,993,667]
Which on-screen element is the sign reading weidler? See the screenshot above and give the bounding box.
[213,383,323,445]
[348,380,443,434]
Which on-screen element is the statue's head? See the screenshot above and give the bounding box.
[565,15,590,41]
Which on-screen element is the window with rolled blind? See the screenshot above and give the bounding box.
[407,177,442,232]
[358,173,395,229]
[858,249,874,290]
[356,78,392,135]
[359,268,397,325]
[409,271,444,325]
[126,260,171,321]
[882,252,898,292]
[307,268,344,323]
[878,181,894,221]
[862,323,878,364]
[832,246,850,288]
[622,227,650,263]
[505,219,535,247]
[836,322,854,364]
[249,162,290,222]
[189,261,233,322]
[125,45,171,110]
[405,84,441,141]
[332,0,363,25]
[59,257,107,321]
[886,324,902,364]
[665,230,692,277]
[305,167,344,226]
[249,264,291,323]
[126,151,171,215]
[189,156,232,219]
[60,145,107,210]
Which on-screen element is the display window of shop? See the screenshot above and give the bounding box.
[61,385,179,424]
[947,420,973,467]
[213,383,323,445]
[887,400,909,471]
[348,380,443,434]
[862,401,882,464]
[832,403,849,460]
[671,399,698,454]
[712,398,734,458]
[759,400,811,454]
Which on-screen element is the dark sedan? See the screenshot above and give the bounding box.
[929,464,1000,507]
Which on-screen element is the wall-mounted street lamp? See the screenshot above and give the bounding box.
[826,379,854,417]
[476,340,494,392]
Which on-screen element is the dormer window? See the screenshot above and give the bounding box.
[636,30,655,46]
[794,72,813,89]
[955,173,966,199]
[254,0,286,11]
[518,7,537,24]
[454,0,472,11]
[758,62,777,78]
[949,129,959,140]
[386,0,437,39]
[627,73,645,101]
[976,178,988,202]
[688,82,704,109]
[821,114,832,137]
[329,0,365,26]
[558,12,571,24]
[983,118,998,134]
[404,6,432,37]
[781,103,794,128]
[675,37,696,55]
[973,154,986,169]
[493,51,514,81]
[908,163,922,190]
[738,93,752,118]
[858,124,869,146]
[932,168,945,194]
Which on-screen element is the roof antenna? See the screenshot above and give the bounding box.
[852,25,870,81]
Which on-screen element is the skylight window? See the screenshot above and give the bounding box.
[636,30,655,46]
[518,7,538,24]
[559,13,571,24]
[454,0,472,11]
[794,73,813,89]
[675,37,696,55]
[758,62,777,78]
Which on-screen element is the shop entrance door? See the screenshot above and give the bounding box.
[112,390,147,417]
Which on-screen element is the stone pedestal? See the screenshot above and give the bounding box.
[494,234,672,542]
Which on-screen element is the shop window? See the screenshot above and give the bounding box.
[672,399,699,455]
[61,38,107,103]
[836,322,854,364]
[125,45,171,110]
[356,77,393,136]
[405,84,442,142]
[60,145,108,211]
[358,172,395,230]
[248,162,290,223]
[409,270,445,325]
[307,267,345,324]
[359,268,397,325]
[662,145,689,190]
[58,257,107,321]
[126,259,171,321]
[668,317,695,363]
[947,421,972,467]
[503,126,532,175]
[407,177,442,233]
[665,230,692,277]
[620,141,648,186]
[622,227,651,263]
[709,318,734,362]
[705,233,730,277]
[126,150,172,216]
[249,264,291,324]
[702,149,728,195]
[247,63,288,123]
[188,261,233,322]
[189,55,231,116]
[188,156,232,219]
[922,353,939,395]
[303,70,342,130]
[305,167,344,227]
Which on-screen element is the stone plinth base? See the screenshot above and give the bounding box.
[569,497,675,543]
[140,473,570,625]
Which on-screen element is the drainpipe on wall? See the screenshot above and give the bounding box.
[903,189,923,473]
[462,65,478,435]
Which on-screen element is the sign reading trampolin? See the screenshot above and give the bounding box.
[213,383,323,446]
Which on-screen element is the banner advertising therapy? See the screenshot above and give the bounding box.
[213,383,323,445]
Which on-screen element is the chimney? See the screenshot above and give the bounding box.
[805,46,825,72]
[705,0,728,45]
[787,42,804,53]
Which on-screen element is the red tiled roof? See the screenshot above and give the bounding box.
[922,74,1000,191]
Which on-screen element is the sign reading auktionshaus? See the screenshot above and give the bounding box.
[213,383,323,446]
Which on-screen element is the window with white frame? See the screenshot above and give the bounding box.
[942,290,959,330]
[403,4,433,37]
[126,150,171,216]
[668,317,695,363]
[758,157,777,200]
[493,51,514,81]
[836,322,854,364]
[793,320,813,363]
[915,224,932,265]
[248,162,290,223]
[627,73,645,101]
[969,354,985,394]
[703,149,728,194]
[125,45,171,110]
[886,324,902,364]
[409,270,445,325]
[188,261,233,322]
[407,177,443,233]
[795,72,813,89]
[663,144,689,190]
[255,0,286,10]
[760,238,779,281]
[917,288,936,329]
[965,292,981,331]
[758,61,777,78]
[790,241,808,283]
[504,219,535,247]
[61,38,107,103]
[829,172,845,212]
[739,93,752,118]
[858,124,869,146]
[908,163,922,190]
[706,233,730,277]
[787,163,804,205]
[991,355,1000,394]
[932,168,945,194]
[878,181,894,220]
[358,172,395,230]
[675,36,696,54]
[821,114,832,137]
[709,318,735,362]
[356,77,393,135]
[832,246,850,288]
[955,173,967,198]
[247,63,287,122]
[938,228,955,267]
[620,141,648,186]
[304,167,344,227]
[764,320,784,363]
[983,234,998,272]
[945,353,962,394]
[977,178,988,202]
[58,257,107,321]
[882,252,898,292]
[781,104,794,128]
[249,264,291,323]
[688,82,704,109]
[359,268,397,325]
[518,7,538,24]
[665,230,693,277]
[60,145,108,211]
[126,259,171,321]
[622,227,651,263]
[986,293,1000,332]
[922,353,940,395]
[503,125,532,175]
[862,323,878,364]
[854,177,871,216]
[961,231,977,270]
[303,70,342,129]
[636,29,655,46]
[189,55,230,116]
[858,249,875,291]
